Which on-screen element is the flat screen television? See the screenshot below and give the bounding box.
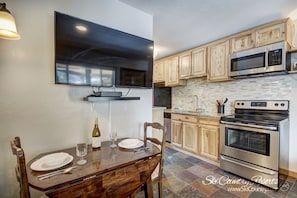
[54,12,154,88]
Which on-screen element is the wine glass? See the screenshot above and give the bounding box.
[76,143,87,165]
[109,130,117,148]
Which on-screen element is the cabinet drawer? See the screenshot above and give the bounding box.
[198,117,220,126]
[171,114,198,123]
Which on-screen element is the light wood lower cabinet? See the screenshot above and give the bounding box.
[198,117,220,161]
[171,114,198,151]
[198,124,219,161]
[171,119,183,147]
[182,122,198,153]
[171,113,220,162]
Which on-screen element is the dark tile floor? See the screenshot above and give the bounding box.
[136,147,297,198]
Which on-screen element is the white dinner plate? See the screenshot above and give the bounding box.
[118,138,144,149]
[30,152,73,171]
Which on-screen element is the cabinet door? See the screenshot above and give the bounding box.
[207,40,230,82]
[256,23,285,47]
[171,120,183,147]
[191,47,207,77]
[179,52,192,79]
[165,56,186,87]
[167,56,179,85]
[199,125,219,161]
[182,123,198,153]
[153,60,165,83]
[231,32,255,53]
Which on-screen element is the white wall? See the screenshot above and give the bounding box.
[0,0,153,197]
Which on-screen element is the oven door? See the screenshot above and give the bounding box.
[220,123,279,170]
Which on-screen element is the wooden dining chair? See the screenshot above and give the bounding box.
[141,122,166,198]
[10,136,31,198]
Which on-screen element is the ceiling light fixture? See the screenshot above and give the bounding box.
[0,3,20,40]
[75,25,87,32]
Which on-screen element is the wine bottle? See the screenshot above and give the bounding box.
[92,117,101,149]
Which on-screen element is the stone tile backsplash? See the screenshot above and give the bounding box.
[172,73,297,115]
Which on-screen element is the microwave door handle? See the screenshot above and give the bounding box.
[265,51,269,70]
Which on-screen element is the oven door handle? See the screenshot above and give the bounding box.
[220,155,277,175]
[220,121,277,131]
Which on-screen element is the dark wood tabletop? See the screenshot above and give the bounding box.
[27,139,161,197]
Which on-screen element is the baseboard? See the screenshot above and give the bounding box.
[166,144,219,167]
[280,168,297,178]
[166,144,297,179]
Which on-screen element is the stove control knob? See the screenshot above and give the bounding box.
[281,103,285,106]
[275,103,279,106]
[237,102,240,105]
[241,102,244,106]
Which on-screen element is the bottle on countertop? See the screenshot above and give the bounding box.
[92,117,101,149]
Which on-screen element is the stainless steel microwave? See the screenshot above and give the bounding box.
[230,41,290,78]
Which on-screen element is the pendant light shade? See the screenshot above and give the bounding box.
[0,3,20,40]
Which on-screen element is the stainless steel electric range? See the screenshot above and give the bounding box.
[220,100,289,190]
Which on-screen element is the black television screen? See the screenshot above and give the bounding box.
[54,12,154,88]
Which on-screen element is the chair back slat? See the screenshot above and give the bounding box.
[10,137,31,198]
[146,137,161,146]
[143,122,166,198]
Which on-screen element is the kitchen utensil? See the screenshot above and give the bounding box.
[37,166,77,178]
[38,166,76,180]
[216,100,221,105]
[223,98,228,104]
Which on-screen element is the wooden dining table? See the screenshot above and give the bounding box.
[27,139,161,198]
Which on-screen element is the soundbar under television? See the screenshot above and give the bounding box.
[54,12,154,88]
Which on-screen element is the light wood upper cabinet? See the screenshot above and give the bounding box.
[207,40,230,82]
[255,18,293,47]
[179,47,207,79]
[153,60,165,83]
[191,47,207,77]
[231,31,255,53]
[165,56,186,87]
[152,18,293,85]
[179,51,192,79]
[231,19,293,53]
[255,23,286,47]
